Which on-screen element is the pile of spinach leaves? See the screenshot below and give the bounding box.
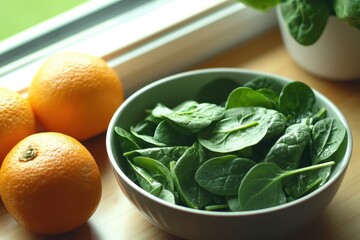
[237,0,360,45]
[114,77,347,211]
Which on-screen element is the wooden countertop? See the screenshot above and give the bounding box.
[1,28,360,240]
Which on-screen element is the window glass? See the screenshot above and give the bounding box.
[0,0,149,68]
[0,0,88,41]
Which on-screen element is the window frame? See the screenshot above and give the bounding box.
[0,0,276,95]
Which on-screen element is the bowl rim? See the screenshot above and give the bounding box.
[106,67,353,217]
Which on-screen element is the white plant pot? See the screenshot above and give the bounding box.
[277,8,360,81]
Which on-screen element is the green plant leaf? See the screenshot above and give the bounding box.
[114,126,141,153]
[262,109,287,141]
[225,87,273,109]
[133,156,174,192]
[243,76,284,95]
[278,81,317,123]
[198,108,265,153]
[280,0,331,45]
[195,155,256,196]
[334,0,360,29]
[130,126,167,147]
[198,107,282,153]
[239,162,287,210]
[143,103,173,124]
[154,120,194,146]
[311,118,347,164]
[172,142,212,209]
[124,146,188,168]
[285,165,332,201]
[239,161,335,210]
[158,188,176,204]
[128,161,163,196]
[162,102,224,133]
[150,103,173,118]
[132,120,157,136]
[255,88,280,109]
[265,123,311,171]
[226,196,242,212]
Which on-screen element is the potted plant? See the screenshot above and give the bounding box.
[238,0,360,80]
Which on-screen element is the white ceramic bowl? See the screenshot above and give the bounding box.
[106,68,352,240]
[277,7,360,81]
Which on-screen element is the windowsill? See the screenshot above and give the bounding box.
[0,0,276,95]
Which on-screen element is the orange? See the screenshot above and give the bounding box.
[0,87,36,165]
[0,132,102,235]
[28,51,124,141]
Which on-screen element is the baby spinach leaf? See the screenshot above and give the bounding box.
[226,196,242,212]
[197,107,286,153]
[278,81,316,123]
[130,126,167,147]
[162,102,224,133]
[263,110,287,141]
[250,138,277,162]
[239,162,286,210]
[284,165,332,201]
[172,100,199,112]
[158,188,176,204]
[311,118,347,165]
[154,120,194,146]
[239,161,335,210]
[280,0,331,45]
[195,155,256,196]
[144,103,173,125]
[114,126,141,153]
[198,107,281,153]
[150,103,173,119]
[133,156,174,192]
[113,126,140,182]
[334,0,360,29]
[132,121,154,135]
[204,204,229,211]
[265,123,311,171]
[172,142,212,209]
[124,146,188,168]
[256,88,279,109]
[306,107,327,126]
[243,76,284,95]
[225,87,273,109]
[128,161,163,196]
